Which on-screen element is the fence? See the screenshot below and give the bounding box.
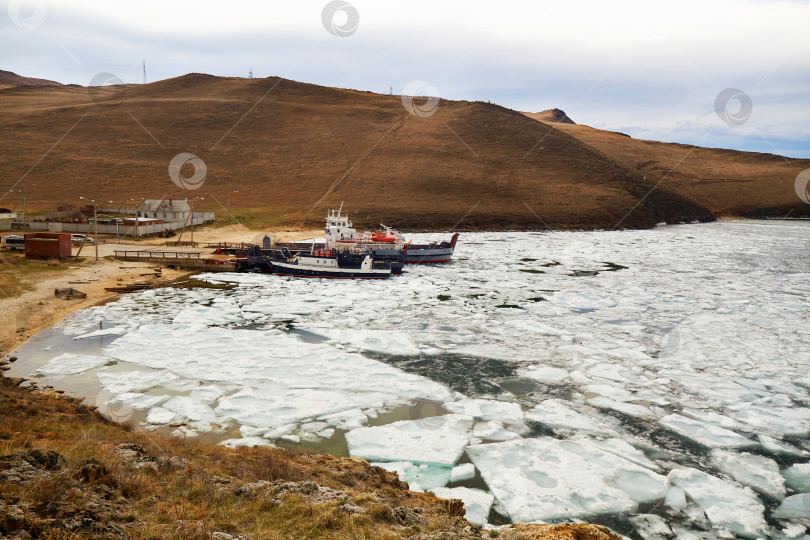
[114,250,238,272]
[114,251,202,260]
[11,215,212,236]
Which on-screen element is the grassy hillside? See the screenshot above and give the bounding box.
[0,69,61,89]
[526,109,810,218]
[0,73,712,231]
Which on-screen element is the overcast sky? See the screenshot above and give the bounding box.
[2,0,808,157]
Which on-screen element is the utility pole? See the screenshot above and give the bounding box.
[93,202,99,261]
[190,199,194,244]
[142,60,146,84]
[22,188,27,231]
[122,196,126,243]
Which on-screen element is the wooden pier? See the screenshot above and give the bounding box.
[114,250,240,272]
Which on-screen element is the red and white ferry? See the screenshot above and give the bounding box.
[323,206,459,264]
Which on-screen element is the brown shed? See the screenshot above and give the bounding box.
[24,232,72,259]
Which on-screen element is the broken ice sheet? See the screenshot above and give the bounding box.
[525,399,613,435]
[37,353,108,375]
[346,415,473,466]
[659,414,757,449]
[467,437,668,522]
[668,467,768,539]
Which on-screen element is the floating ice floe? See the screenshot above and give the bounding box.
[162,396,217,424]
[189,385,224,404]
[430,486,494,525]
[586,363,636,383]
[318,328,421,356]
[450,463,476,483]
[371,461,451,492]
[583,437,662,472]
[146,407,184,425]
[727,404,810,438]
[664,485,687,508]
[586,396,653,419]
[467,437,668,522]
[109,393,168,410]
[519,365,569,384]
[320,408,368,431]
[443,399,523,425]
[659,414,757,449]
[97,369,179,394]
[668,467,768,539]
[710,449,786,500]
[37,353,108,375]
[582,383,637,402]
[525,399,611,435]
[759,434,809,457]
[346,415,473,466]
[472,421,522,441]
[173,302,244,326]
[772,493,810,520]
[782,463,810,493]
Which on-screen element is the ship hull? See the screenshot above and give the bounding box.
[271,260,390,279]
[403,233,460,264]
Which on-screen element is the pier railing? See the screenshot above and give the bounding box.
[114,250,202,259]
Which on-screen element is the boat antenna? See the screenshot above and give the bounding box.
[337,201,344,216]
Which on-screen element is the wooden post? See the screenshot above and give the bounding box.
[93,204,98,261]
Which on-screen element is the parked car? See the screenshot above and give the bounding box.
[71,234,94,244]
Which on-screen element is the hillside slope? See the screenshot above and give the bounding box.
[0,69,61,89]
[0,72,712,230]
[525,109,810,218]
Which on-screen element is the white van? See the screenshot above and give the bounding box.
[1,234,25,250]
[71,234,94,244]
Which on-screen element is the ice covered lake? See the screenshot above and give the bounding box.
[9,220,810,538]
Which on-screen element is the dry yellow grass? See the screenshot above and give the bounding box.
[0,376,481,539]
[526,109,810,218]
[0,73,712,232]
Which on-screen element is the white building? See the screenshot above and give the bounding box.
[138,199,214,225]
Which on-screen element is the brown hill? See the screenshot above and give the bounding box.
[527,109,810,218]
[0,69,61,89]
[0,72,714,230]
[525,108,576,125]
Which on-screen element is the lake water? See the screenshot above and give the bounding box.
[9,220,810,538]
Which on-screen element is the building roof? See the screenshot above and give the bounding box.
[140,199,192,212]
